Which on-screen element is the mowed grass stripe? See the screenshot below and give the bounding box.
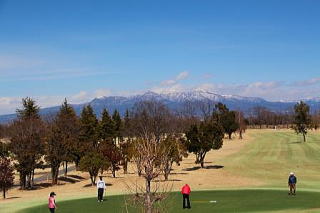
[219,130,320,189]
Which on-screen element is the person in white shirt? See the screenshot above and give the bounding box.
[97,176,106,202]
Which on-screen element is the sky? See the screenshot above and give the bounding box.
[0,0,320,114]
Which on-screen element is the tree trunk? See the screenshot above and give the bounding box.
[65,161,68,176]
[112,165,116,178]
[3,188,6,199]
[51,166,59,185]
[228,133,232,140]
[145,179,152,213]
[239,130,243,139]
[31,169,35,187]
[200,161,204,168]
[123,160,128,174]
[303,133,306,142]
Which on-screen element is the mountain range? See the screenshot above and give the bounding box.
[1,91,320,123]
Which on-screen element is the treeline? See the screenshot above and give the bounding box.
[246,106,320,130]
[0,98,243,199]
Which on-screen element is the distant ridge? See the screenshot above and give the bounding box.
[1,91,319,123]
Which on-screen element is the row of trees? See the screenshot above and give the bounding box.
[247,105,320,130]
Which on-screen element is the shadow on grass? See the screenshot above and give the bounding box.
[183,165,224,171]
[153,179,182,183]
[58,176,80,184]
[67,175,85,180]
[83,183,113,188]
[4,196,21,200]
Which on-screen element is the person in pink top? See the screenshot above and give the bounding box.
[48,192,57,213]
[181,184,191,209]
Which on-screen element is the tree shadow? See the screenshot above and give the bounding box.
[205,165,224,169]
[5,196,21,200]
[67,175,85,180]
[83,183,113,188]
[289,141,302,144]
[153,179,182,183]
[183,165,224,171]
[58,176,80,184]
[183,166,201,171]
[171,172,188,175]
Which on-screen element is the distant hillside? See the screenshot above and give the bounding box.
[1,91,320,123]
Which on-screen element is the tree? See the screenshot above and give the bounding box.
[99,109,115,142]
[214,103,239,139]
[45,99,80,184]
[112,109,122,142]
[293,101,312,142]
[16,97,40,120]
[128,101,176,212]
[185,121,224,168]
[9,98,45,189]
[101,141,122,178]
[0,142,9,158]
[76,105,99,168]
[79,152,107,185]
[235,111,248,139]
[161,134,188,180]
[131,137,168,213]
[0,158,14,199]
[120,141,133,174]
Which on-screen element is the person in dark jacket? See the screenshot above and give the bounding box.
[181,184,191,209]
[288,172,297,195]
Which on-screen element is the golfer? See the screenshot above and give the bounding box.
[181,184,191,209]
[97,176,106,202]
[48,192,57,213]
[288,172,297,195]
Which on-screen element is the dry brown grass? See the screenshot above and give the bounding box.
[1,130,262,210]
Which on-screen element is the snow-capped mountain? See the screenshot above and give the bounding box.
[1,91,319,123]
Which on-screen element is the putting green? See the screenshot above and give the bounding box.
[19,189,320,213]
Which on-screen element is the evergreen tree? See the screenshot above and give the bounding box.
[16,97,40,120]
[79,105,99,152]
[213,103,239,139]
[46,99,80,184]
[293,101,312,142]
[112,109,122,141]
[185,121,224,168]
[99,109,115,141]
[9,98,45,189]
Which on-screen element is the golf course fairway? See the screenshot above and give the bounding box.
[19,189,320,213]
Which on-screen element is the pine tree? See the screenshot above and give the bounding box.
[46,99,80,184]
[112,110,122,142]
[9,98,45,189]
[99,109,115,141]
[77,105,99,168]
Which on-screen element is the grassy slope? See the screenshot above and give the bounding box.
[218,130,320,190]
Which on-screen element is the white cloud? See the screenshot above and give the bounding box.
[291,77,320,87]
[176,71,189,81]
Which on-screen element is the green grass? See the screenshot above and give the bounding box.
[218,130,320,190]
[19,190,320,213]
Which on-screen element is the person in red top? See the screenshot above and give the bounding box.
[48,192,57,213]
[181,184,191,209]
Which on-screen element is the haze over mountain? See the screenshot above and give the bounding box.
[1,90,319,124]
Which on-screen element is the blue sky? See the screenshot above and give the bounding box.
[0,0,320,114]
